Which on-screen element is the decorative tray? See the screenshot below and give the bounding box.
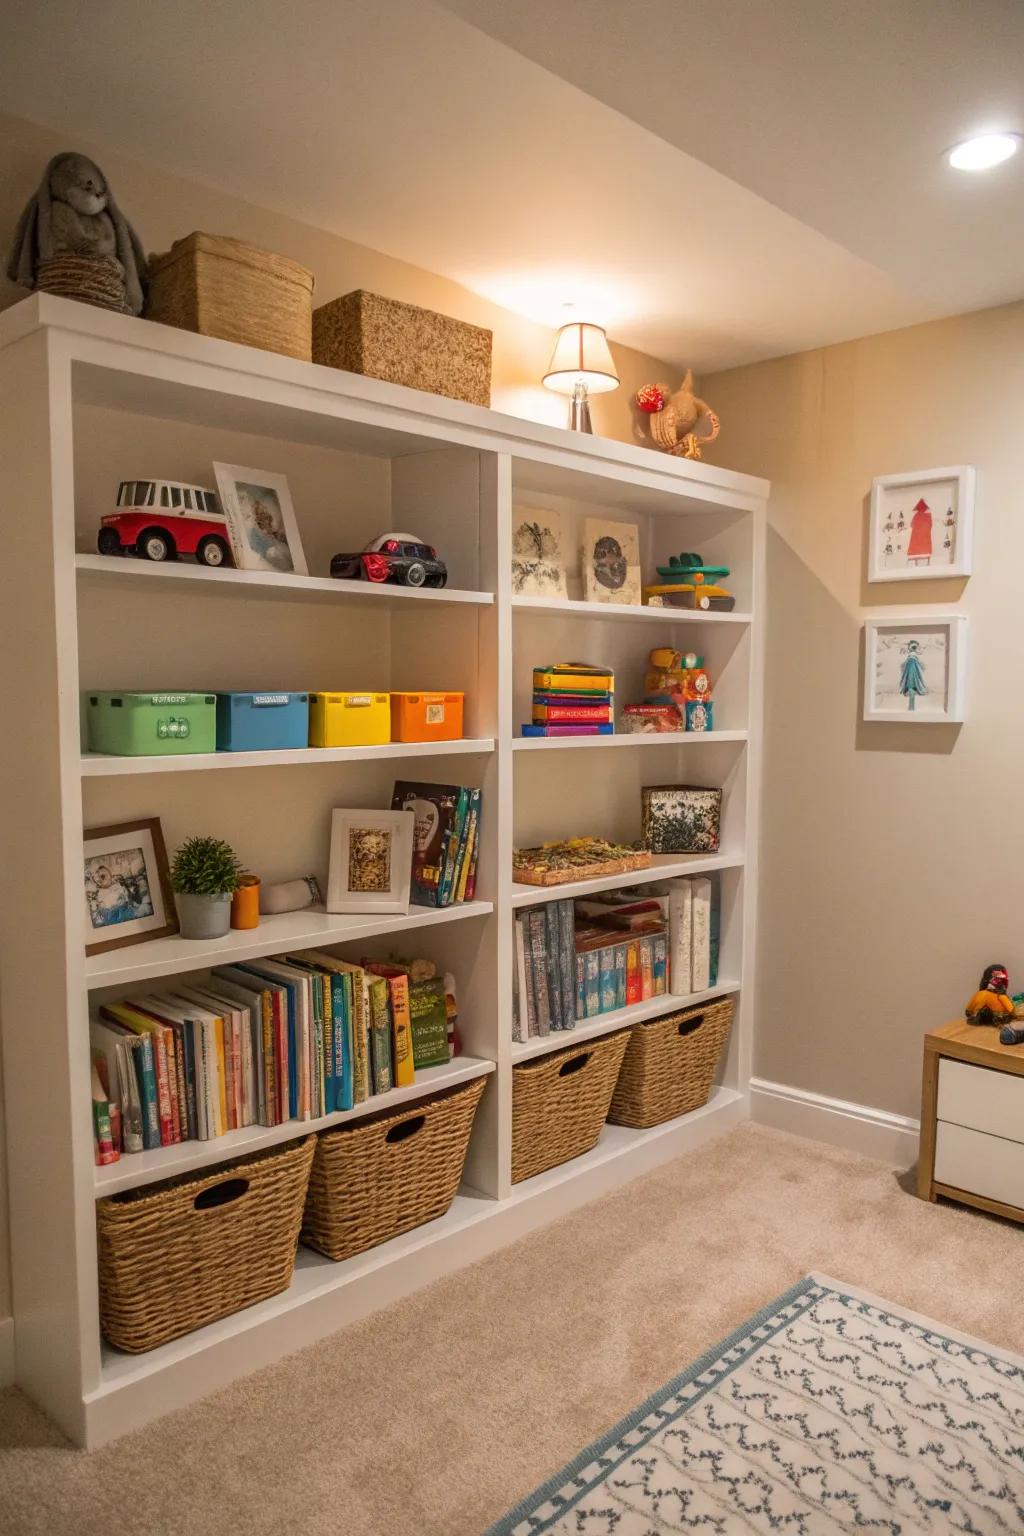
[512,837,652,888]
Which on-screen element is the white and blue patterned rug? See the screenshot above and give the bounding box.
[488,1274,1024,1534]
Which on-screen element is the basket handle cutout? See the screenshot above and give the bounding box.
[386,1114,426,1144]
[193,1176,250,1211]
[678,1014,704,1038]
[559,1053,591,1077]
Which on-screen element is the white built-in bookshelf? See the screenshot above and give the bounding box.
[0,294,767,1447]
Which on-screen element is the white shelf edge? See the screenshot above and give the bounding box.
[511,595,752,624]
[91,1085,745,1400]
[511,851,744,907]
[85,900,494,988]
[510,981,741,1062]
[512,731,747,751]
[75,553,494,607]
[81,738,495,776]
[94,1056,496,1196]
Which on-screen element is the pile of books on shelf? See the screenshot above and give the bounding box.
[511,875,718,1042]
[393,779,481,907]
[521,662,614,738]
[90,952,457,1164]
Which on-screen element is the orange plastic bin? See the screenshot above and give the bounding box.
[390,691,465,743]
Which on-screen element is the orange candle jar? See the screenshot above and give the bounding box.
[231,874,261,929]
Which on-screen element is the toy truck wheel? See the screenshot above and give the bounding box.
[197,535,231,568]
[97,528,122,557]
[137,527,175,563]
[402,561,427,587]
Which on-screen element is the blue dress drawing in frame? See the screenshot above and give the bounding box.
[899,640,927,712]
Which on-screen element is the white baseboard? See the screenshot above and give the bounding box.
[749,1077,920,1166]
[0,1316,13,1388]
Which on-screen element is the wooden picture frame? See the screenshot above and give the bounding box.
[83,816,177,955]
[863,614,967,724]
[326,808,414,914]
[868,465,975,583]
[213,462,308,575]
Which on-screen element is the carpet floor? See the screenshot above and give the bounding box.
[2,1123,1023,1536]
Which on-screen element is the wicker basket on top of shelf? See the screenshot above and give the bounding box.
[97,1134,315,1354]
[511,1029,629,1183]
[302,1074,486,1262]
[607,997,734,1129]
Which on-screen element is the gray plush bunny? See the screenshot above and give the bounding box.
[7,153,147,315]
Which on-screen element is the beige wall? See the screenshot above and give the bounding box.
[702,300,1024,1119]
[0,114,674,1331]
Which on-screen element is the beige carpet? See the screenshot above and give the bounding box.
[2,1123,1023,1536]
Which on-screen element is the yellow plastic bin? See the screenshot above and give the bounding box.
[308,691,390,747]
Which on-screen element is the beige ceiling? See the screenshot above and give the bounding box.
[2,0,1021,370]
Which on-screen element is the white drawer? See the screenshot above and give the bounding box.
[934,1121,1024,1210]
[937,1058,1024,1144]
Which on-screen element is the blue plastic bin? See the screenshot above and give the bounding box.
[216,692,310,752]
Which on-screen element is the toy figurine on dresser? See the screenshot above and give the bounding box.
[965,964,1024,1045]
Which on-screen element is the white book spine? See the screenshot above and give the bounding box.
[691,877,712,992]
[668,879,693,997]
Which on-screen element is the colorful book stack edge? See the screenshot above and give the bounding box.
[521,661,615,738]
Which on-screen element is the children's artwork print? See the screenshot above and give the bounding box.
[863,617,967,724]
[511,508,568,597]
[213,463,307,576]
[582,518,641,605]
[82,817,177,955]
[868,466,975,583]
[347,827,392,893]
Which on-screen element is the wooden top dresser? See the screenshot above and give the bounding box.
[919,1020,1024,1222]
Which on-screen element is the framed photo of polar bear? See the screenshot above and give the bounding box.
[868,465,975,584]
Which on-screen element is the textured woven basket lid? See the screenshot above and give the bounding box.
[149,231,314,292]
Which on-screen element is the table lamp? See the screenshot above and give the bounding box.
[542,322,619,432]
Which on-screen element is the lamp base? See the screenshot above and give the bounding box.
[568,382,594,433]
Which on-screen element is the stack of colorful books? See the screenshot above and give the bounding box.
[520,661,615,738]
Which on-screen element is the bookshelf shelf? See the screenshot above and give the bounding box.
[512,731,747,751]
[94,1056,496,1196]
[82,739,496,776]
[0,295,766,1447]
[76,553,495,610]
[85,901,494,989]
[511,852,745,908]
[510,981,742,1063]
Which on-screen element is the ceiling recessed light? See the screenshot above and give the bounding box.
[947,133,1022,171]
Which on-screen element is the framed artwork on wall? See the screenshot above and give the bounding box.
[868,465,975,583]
[326,808,414,914]
[863,615,967,724]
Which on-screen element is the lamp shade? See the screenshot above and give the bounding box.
[542,322,619,396]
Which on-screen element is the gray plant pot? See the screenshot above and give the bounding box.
[176,891,233,941]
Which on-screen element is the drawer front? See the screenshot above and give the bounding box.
[934,1121,1024,1210]
[936,1058,1024,1143]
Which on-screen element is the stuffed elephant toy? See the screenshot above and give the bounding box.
[7,152,147,315]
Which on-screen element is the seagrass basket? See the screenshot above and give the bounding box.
[146,232,314,360]
[302,1074,486,1262]
[511,1029,630,1183]
[607,997,734,1129]
[97,1134,315,1353]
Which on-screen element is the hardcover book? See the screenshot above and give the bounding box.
[392,780,461,907]
[408,977,451,1068]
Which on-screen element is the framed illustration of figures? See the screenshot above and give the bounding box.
[868,466,975,583]
[863,615,967,724]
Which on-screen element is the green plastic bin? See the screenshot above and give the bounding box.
[86,692,217,756]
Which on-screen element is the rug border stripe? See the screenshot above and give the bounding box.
[809,1271,1024,1371]
[484,1273,823,1536]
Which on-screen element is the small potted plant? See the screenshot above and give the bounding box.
[170,835,243,940]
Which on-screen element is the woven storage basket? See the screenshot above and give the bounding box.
[607,998,734,1129]
[312,289,492,406]
[97,1134,315,1353]
[302,1074,486,1262]
[511,1029,630,1184]
[146,232,314,360]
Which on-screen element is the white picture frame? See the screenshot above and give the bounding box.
[326,808,414,914]
[213,463,307,575]
[868,465,975,583]
[863,614,967,724]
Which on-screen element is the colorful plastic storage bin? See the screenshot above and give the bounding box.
[308,691,390,748]
[216,692,310,752]
[86,691,216,756]
[390,691,465,744]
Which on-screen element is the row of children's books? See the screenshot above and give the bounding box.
[90,951,457,1163]
[511,876,718,1041]
[393,779,481,907]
